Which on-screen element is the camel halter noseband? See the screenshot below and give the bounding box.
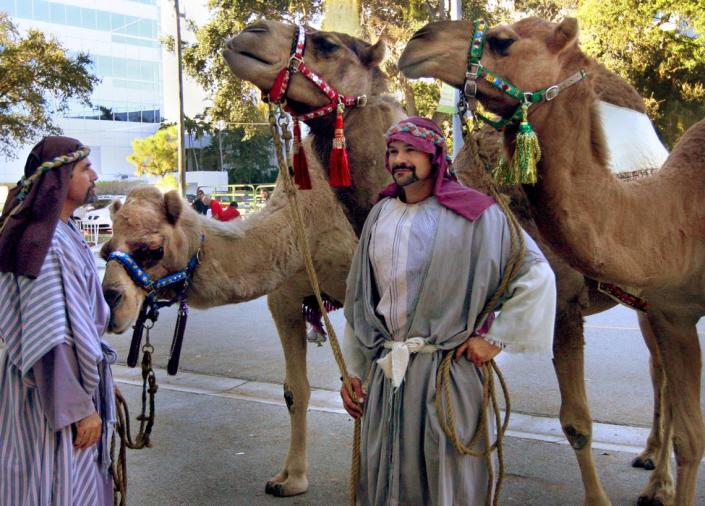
[265,25,367,189]
[107,235,203,375]
[265,25,368,119]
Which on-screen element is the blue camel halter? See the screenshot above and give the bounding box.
[107,235,204,375]
[457,19,588,184]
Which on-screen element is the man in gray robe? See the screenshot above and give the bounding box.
[341,117,556,505]
[0,137,117,505]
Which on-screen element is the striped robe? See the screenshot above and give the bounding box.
[0,220,116,506]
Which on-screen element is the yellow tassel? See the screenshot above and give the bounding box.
[508,104,540,184]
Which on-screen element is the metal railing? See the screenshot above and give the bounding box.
[210,184,275,214]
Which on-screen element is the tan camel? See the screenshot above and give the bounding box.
[102,21,404,498]
[399,16,705,506]
[104,19,669,502]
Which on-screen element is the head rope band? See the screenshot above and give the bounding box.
[18,146,91,201]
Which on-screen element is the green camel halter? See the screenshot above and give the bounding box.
[459,19,587,184]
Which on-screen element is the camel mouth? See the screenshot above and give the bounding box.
[222,47,277,80]
[397,54,432,79]
[236,50,273,66]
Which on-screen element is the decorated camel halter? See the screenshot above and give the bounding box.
[264,24,368,189]
[459,19,587,184]
[106,235,203,375]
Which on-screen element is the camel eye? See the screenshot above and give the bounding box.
[151,246,164,261]
[315,37,340,54]
[488,36,515,56]
[130,243,164,267]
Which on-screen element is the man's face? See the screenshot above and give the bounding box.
[67,158,98,206]
[387,141,433,188]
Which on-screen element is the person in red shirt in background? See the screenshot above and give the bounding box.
[210,199,241,221]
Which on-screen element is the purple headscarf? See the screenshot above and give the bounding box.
[379,117,494,222]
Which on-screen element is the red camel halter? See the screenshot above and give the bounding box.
[265,25,367,189]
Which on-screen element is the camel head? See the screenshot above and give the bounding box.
[223,20,387,116]
[399,17,592,119]
[101,186,193,333]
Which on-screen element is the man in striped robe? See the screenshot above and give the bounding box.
[340,117,556,505]
[0,137,117,505]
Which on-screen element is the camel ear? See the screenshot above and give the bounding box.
[110,199,122,219]
[548,18,578,53]
[163,190,182,225]
[361,39,385,67]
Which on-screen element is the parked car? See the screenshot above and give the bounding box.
[74,195,125,232]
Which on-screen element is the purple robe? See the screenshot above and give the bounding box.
[0,220,116,505]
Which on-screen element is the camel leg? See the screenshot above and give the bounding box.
[264,288,311,497]
[644,309,704,506]
[638,394,674,506]
[632,311,667,472]
[553,303,611,506]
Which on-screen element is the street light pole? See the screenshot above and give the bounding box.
[450,0,464,158]
[174,0,187,196]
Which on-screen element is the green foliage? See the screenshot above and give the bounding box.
[155,174,179,192]
[0,13,98,159]
[127,126,178,177]
[201,126,277,184]
[577,0,705,146]
[181,0,321,131]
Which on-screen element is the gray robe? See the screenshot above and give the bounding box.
[344,198,550,505]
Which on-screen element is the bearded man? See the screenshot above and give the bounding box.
[0,137,117,505]
[340,117,556,505]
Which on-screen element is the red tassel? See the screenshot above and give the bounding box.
[328,103,351,187]
[293,120,312,190]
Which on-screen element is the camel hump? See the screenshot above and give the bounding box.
[592,64,646,113]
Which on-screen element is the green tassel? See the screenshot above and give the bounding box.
[509,104,540,184]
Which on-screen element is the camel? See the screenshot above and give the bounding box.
[102,21,404,498]
[104,19,670,502]
[398,16,705,506]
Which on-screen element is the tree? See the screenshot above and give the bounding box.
[127,126,178,178]
[0,13,98,159]
[576,0,704,146]
[180,0,321,133]
[200,126,278,184]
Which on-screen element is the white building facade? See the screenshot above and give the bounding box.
[0,0,163,182]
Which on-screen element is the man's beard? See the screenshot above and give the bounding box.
[392,164,419,187]
[83,185,97,204]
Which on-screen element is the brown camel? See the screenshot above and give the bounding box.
[104,19,670,502]
[399,16,705,506]
[102,21,403,498]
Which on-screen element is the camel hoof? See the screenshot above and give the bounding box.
[637,495,664,506]
[265,479,308,497]
[632,456,656,470]
[265,481,285,496]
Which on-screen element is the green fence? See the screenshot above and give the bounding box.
[211,184,276,214]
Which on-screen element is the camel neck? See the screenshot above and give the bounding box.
[520,83,674,286]
[310,95,403,234]
[177,205,305,307]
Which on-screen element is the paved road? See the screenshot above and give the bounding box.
[4,255,705,504]
[104,288,705,505]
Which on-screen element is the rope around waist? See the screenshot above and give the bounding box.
[377,337,439,388]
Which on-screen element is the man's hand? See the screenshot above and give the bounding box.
[455,335,502,367]
[340,377,366,419]
[73,412,102,449]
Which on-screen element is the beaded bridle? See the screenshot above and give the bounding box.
[264,24,367,118]
[458,19,588,131]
